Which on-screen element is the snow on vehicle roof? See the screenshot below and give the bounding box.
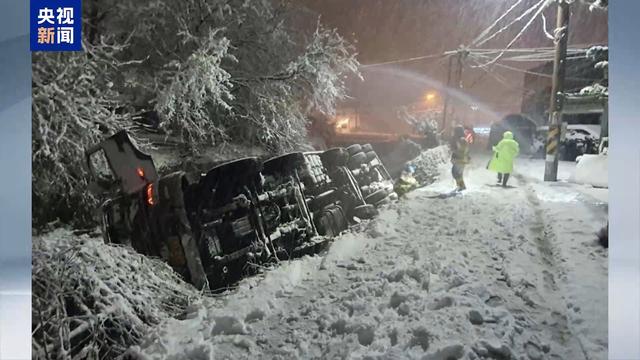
[536,124,601,137]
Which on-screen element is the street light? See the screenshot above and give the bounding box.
[424,91,437,103]
[335,117,350,132]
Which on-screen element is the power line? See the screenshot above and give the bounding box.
[469,56,528,93]
[470,52,598,81]
[500,53,585,62]
[360,46,588,69]
[360,53,447,68]
[473,0,553,67]
[466,49,585,63]
[474,0,549,47]
[541,12,555,40]
[462,45,591,55]
[471,0,527,46]
[493,61,595,81]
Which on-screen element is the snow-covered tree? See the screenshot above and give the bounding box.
[580,45,608,97]
[586,0,607,11]
[32,39,134,227]
[32,0,359,228]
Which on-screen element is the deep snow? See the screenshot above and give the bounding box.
[573,154,608,189]
[125,152,608,360]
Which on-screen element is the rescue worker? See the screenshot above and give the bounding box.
[394,164,418,197]
[488,131,520,187]
[463,124,475,145]
[450,125,470,191]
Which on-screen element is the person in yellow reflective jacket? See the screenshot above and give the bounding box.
[488,131,520,187]
[394,164,418,197]
[450,125,470,191]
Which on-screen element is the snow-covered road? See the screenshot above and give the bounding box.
[129,155,608,360]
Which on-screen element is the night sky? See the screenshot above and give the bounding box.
[298,0,607,127]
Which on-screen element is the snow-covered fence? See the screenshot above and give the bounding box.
[32,230,200,360]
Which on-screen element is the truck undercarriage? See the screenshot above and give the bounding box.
[86,131,397,290]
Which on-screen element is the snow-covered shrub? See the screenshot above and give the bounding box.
[32,39,134,229]
[586,45,608,63]
[580,45,608,97]
[571,153,608,188]
[398,108,441,149]
[32,230,200,359]
[586,0,607,11]
[579,83,608,97]
[409,145,450,185]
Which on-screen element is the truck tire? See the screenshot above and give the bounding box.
[309,189,337,212]
[321,148,349,168]
[315,204,348,237]
[348,152,367,170]
[353,204,377,220]
[365,151,376,162]
[375,197,391,207]
[346,144,362,156]
[365,189,388,205]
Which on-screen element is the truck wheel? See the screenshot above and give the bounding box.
[315,204,347,237]
[365,189,388,205]
[348,152,367,170]
[365,151,376,162]
[346,144,362,156]
[321,148,349,168]
[375,197,391,207]
[309,189,337,212]
[353,204,377,220]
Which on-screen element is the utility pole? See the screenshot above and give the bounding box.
[544,1,570,181]
[441,55,454,131]
[441,48,467,132]
[451,49,467,128]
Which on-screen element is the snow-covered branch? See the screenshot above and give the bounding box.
[32,0,360,226]
[32,230,200,359]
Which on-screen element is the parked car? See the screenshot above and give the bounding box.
[532,124,601,161]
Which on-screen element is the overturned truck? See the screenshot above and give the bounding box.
[86,131,396,290]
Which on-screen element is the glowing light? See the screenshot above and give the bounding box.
[146,183,155,206]
[335,117,351,131]
[424,91,437,102]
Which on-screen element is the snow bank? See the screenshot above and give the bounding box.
[409,145,450,185]
[571,154,608,188]
[122,155,607,360]
[32,229,200,360]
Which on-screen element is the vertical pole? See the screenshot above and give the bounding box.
[441,55,454,131]
[544,1,570,181]
[451,50,466,128]
[601,99,608,139]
